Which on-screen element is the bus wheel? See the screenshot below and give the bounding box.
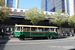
[48,35,53,39]
[19,35,25,40]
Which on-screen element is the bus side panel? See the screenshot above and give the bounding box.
[23,32,30,37]
[31,32,37,36]
[31,32,44,36]
[14,31,21,37]
[45,32,58,38]
[37,32,44,36]
[55,33,58,37]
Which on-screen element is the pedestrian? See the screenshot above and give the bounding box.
[1,29,4,38]
[63,31,65,36]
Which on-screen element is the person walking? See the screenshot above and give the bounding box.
[63,31,65,36]
[1,29,4,38]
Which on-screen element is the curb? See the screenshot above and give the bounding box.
[0,40,20,42]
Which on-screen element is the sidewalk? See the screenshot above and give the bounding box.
[67,36,75,38]
[0,35,20,42]
[0,35,10,40]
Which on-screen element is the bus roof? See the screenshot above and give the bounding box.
[15,25,58,28]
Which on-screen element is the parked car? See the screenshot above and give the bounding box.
[61,32,74,37]
[62,33,67,36]
[66,32,74,36]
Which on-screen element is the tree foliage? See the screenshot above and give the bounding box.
[50,9,68,26]
[24,7,45,25]
[68,15,75,27]
[49,9,68,34]
[0,0,10,21]
[0,0,5,6]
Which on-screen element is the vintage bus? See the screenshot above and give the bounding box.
[14,25,58,40]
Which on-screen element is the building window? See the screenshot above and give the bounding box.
[51,13,53,15]
[20,10,23,12]
[14,9,17,12]
[46,12,48,15]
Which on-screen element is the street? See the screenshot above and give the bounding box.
[0,36,75,50]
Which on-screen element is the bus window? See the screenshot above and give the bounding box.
[38,28,44,31]
[50,28,54,31]
[16,27,20,31]
[45,28,49,31]
[31,27,37,31]
[23,27,30,31]
[35,29,39,31]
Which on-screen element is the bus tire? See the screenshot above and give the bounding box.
[19,35,25,40]
[48,35,53,39]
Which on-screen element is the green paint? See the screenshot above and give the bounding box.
[14,31,58,38]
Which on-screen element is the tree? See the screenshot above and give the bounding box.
[68,15,75,27]
[24,7,45,25]
[0,0,10,21]
[0,0,5,6]
[49,9,68,33]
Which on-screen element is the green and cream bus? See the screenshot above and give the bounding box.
[14,25,58,40]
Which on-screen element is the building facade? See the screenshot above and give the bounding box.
[41,0,47,11]
[7,0,13,7]
[41,0,75,16]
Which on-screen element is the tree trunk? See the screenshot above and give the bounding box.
[59,25,62,34]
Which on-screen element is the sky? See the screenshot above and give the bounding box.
[6,0,41,9]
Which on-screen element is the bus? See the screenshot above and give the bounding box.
[14,25,58,40]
